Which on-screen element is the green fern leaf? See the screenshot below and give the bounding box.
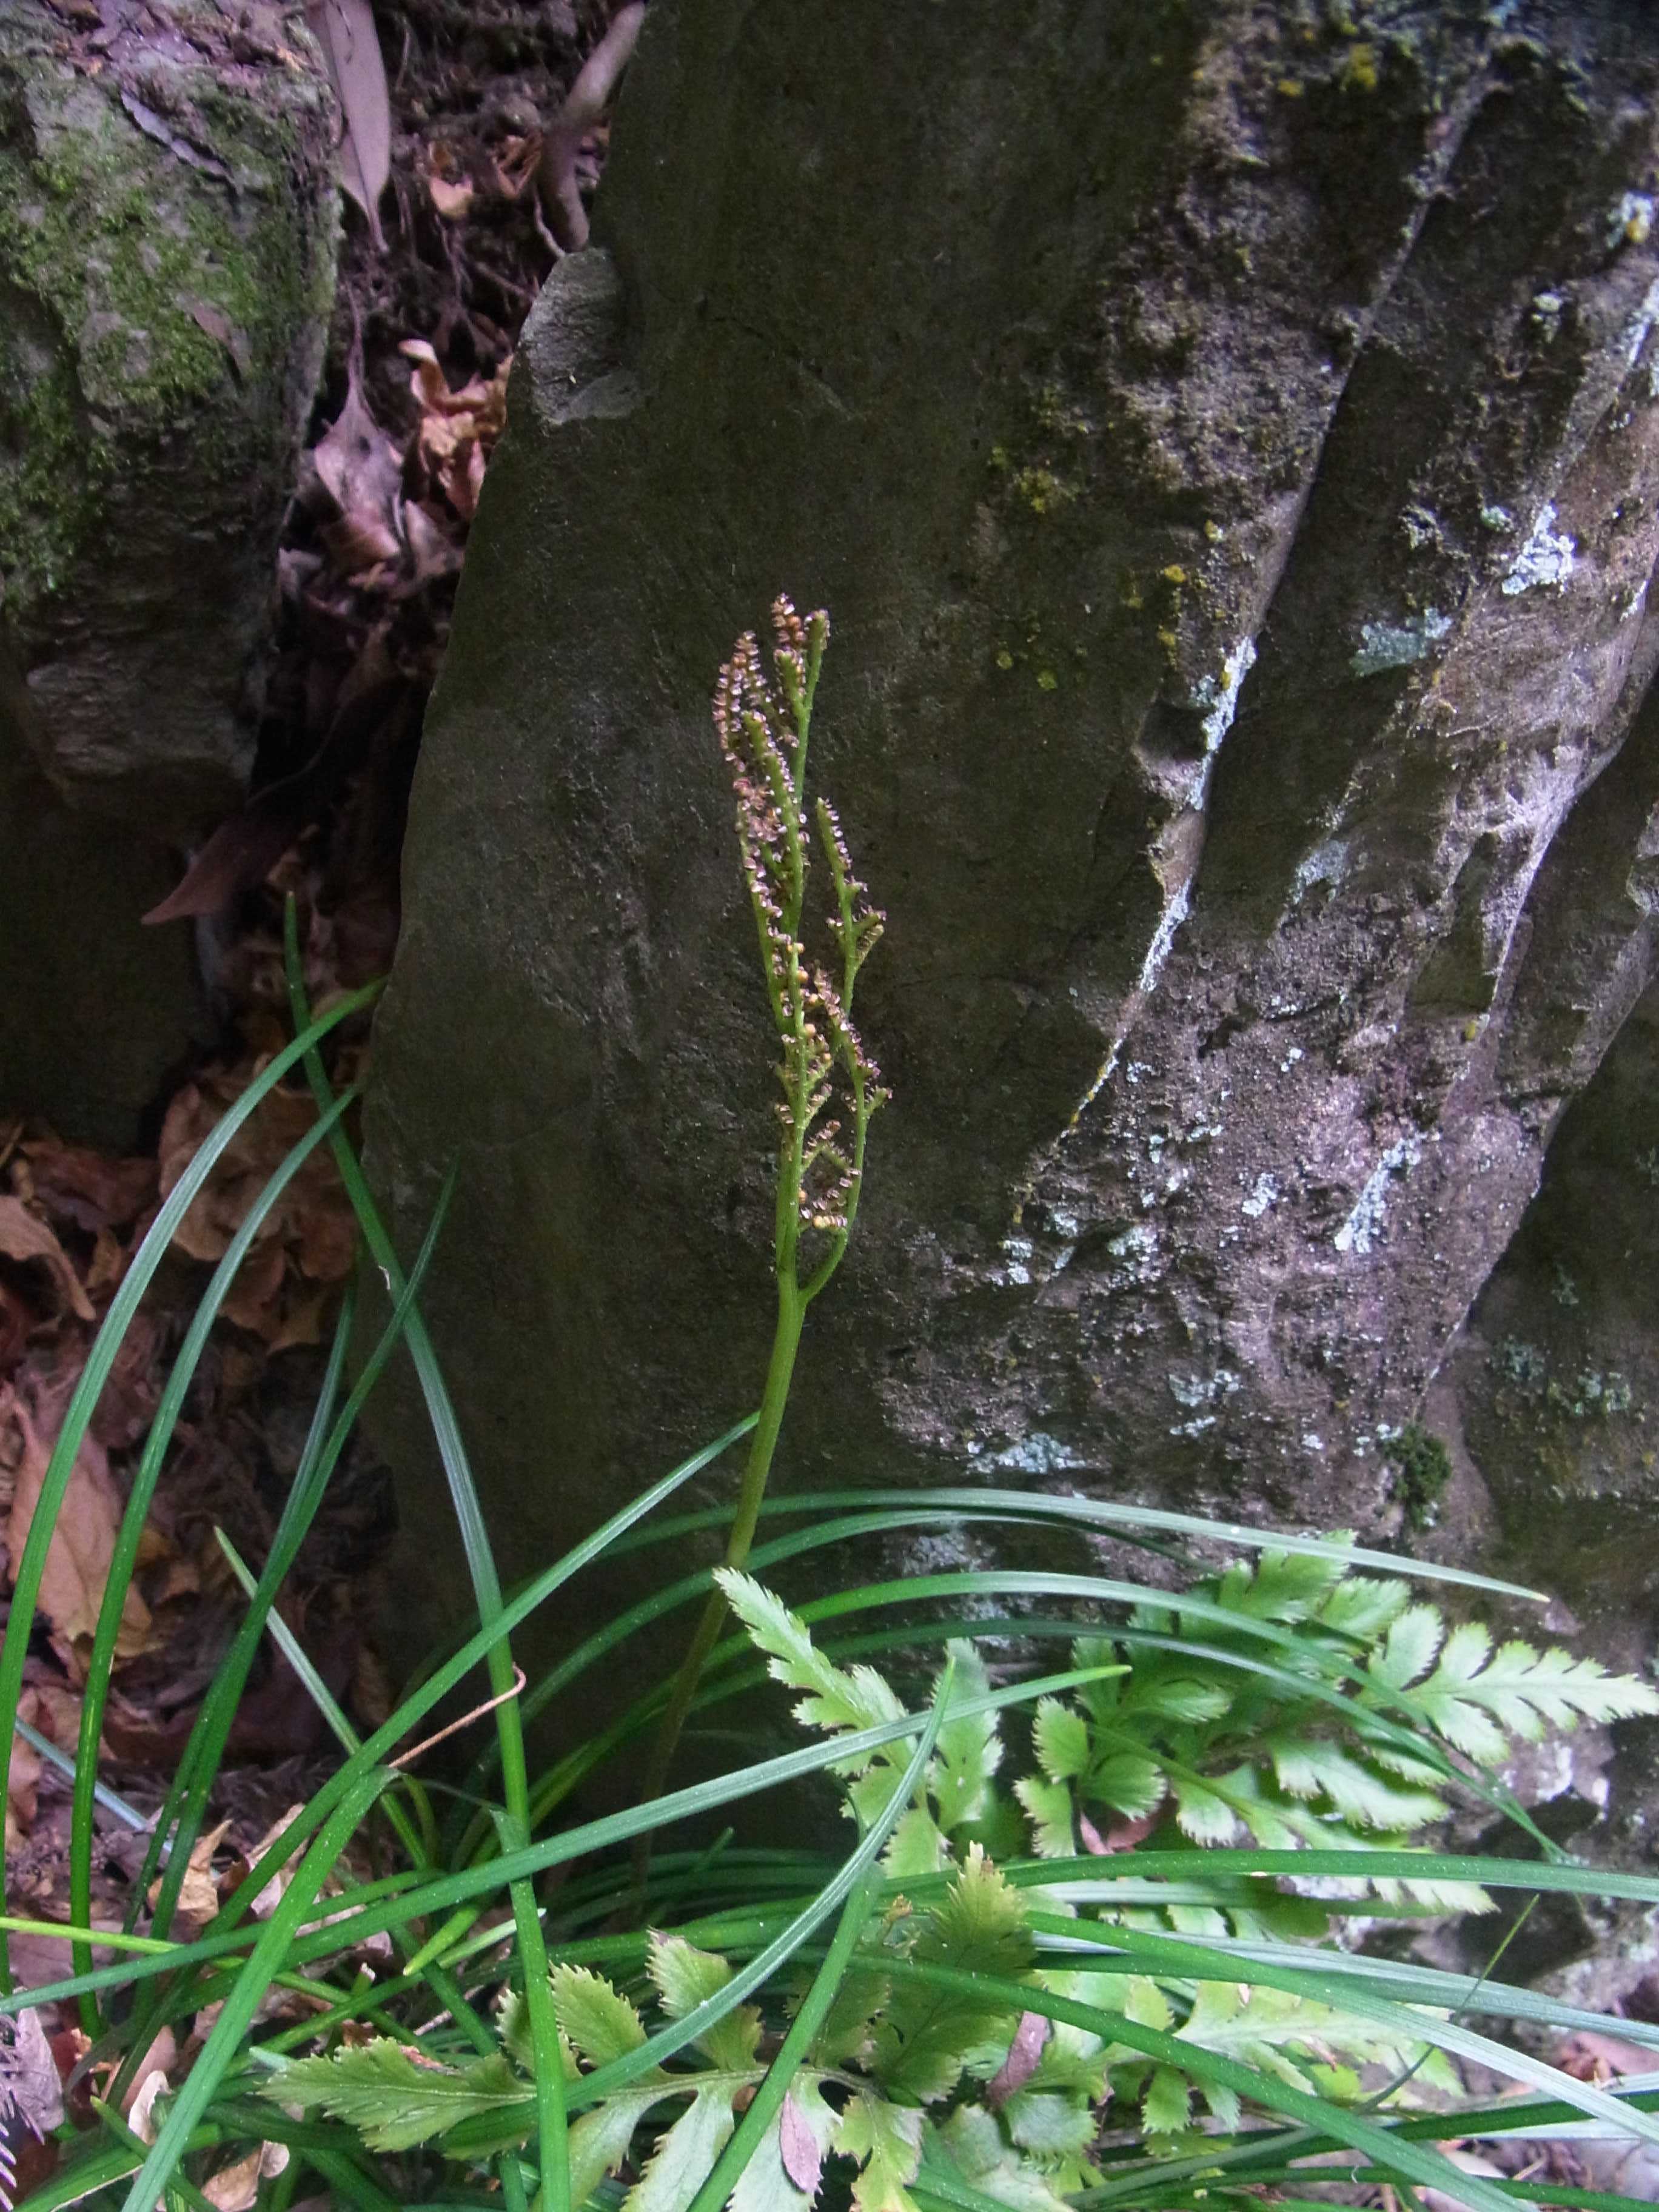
[624,2085,737,2212]
[811,1965,890,2069]
[1176,1980,1432,2092]
[1213,1546,1350,1623]
[1410,1634,1659,1761]
[1014,1774,1076,1858]
[874,1848,1032,2103]
[1369,1603,1444,1691]
[1265,1738,1447,1829]
[717,1570,902,1746]
[571,2090,669,2207]
[1031,1700,1090,1784]
[880,1801,950,1879]
[267,2041,525,2153]
[1141,2062,1192,2136]
[931,2104,1073,2212]
[834,2088,923,2212]
[1171,1773,1238,1844]
[934,1641,1002,1830]
[1000,2088,1097,2160]
[551,1963,651,2070]
[1318,1575,1411,1642]
[1084,1749,1164,1819]
[1122,1674,1233,1726]
[647,1936,760,2071]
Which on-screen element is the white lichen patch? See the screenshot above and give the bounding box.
[1610,191,1655,250]
[1335,1134,1423,1255]
[1192,636,1258,751]
[1291,837,1350,904]
[1622,276,1659,369]
[1241,1171,1279,1218]
[1138,878,1191,994]
[1501,503,1576,596]
[1185,637,1258,805]
[1350,608,1451,677]
[1479,503,1513,534]
[1168,1368,1240,1410]
[986,1430,1082,1476]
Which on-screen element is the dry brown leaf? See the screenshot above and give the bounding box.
[428,170,474,219]
[400,343,511,523]
[147,1820,231,1931]
[5,1694,43,1845]
[118,2029,178,2123]
[19,1141,156,1235]
[243,1805,306,1919]
[156,1068,357,1344]
[127,2064,172,2145]
[304,0,390,247]
[3,1386,152,1678]
[309,370,405,548]
[0,1194,95,1322]
[203,2142,289,2211]
[0,2005,65,2142]
[985,2011,1049,2107]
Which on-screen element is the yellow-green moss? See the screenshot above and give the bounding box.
[0,39,335,624]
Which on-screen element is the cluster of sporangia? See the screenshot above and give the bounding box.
[713,598,888,1244]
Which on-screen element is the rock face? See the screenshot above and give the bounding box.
[0,0,339,1142]
[366,0,1659,1801]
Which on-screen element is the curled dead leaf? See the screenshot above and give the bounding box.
[18,1141,156,1235]
[148,1821,232,1932]
[0,1195,95,1322]
[156,1069,357,1344]
[2,1385,153,1679]
[203,2141,289,2211]
[118,2030,178,2123]
[428,169,474,219]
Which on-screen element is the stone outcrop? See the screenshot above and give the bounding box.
[1,0,339,1142]
[364,0,1659,1855]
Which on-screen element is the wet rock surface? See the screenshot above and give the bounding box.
[364,0,1659,1860]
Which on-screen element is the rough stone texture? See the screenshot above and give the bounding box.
[0,0,339,1142]
[366,0,1659,1864]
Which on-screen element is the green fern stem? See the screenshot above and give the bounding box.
[636,599,883,1869]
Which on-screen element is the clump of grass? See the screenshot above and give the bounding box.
[3,605,1659,2212]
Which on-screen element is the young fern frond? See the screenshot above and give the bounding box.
[641,599,890,1846]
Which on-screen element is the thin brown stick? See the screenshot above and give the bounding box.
[387,1665,526,1769]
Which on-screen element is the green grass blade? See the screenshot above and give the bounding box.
[605,1486,1547,1602]
[1,1664,1113,2017]
[216,1527,429,1871]
[0,980,379,1995]
[69,1083,358,2023]
[122,1285,357,1925]
[1017,1913,1659,2145]
[147,1177,451,1958]
[118,1768,391,2212]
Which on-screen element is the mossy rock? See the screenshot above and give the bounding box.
[0,0,340,1144]
[0,0,338,825]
